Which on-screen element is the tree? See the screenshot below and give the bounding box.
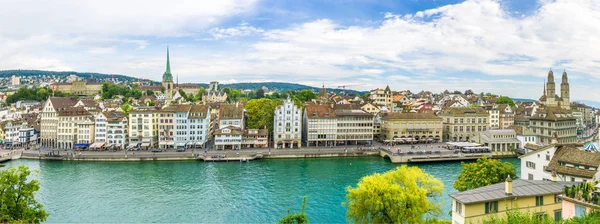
[465,89,474,95]
[256,88,265,99]
[245,98,281,132]
[0,165,49,223]
[277,197,308,224]
[496,96,516,107]
[453,156,517,192]
[294,90,317,102]
[145,90,155,96]
[195,88,207,100]
[344,165,444,223]
[121,103,133,116]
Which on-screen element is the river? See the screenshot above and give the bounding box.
[4,157,520,223]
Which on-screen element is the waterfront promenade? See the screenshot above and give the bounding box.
[1,142,517,163]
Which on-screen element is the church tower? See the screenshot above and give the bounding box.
[545,70,556,106]
[162,47,174,101]
[560,70,570,109]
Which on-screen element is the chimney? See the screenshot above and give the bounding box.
[552,171,557,182]
[505,175,513,195]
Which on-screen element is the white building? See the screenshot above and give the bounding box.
[105,111,128,149]
[487,107,499,129]
[18,127,37,146]
[274,97,302,149]
[77,118,95,146]
[519,145,600,182]
[94,113,107,144]
[4,120,23,147]
[214,103,244,150]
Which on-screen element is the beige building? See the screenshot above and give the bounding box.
[498,104,515,129]
[56,79,103,96]
[370,85,392,110]
[77,118,95,146]
[57,107,93,149]
[41,97,79,147]
[381,112,443,144]
[303,103,337,147]
[439,108,490,142]
[475,129,520,152]
[11,75,20,86]
[333,104,373,145]
[202,91,227,104]
[128,107,159,148]
[360,102,380,116]
[529,107,577,145]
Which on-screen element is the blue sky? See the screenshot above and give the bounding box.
[1,0,600,102]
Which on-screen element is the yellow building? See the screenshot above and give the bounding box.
[55,79,103,96]
[128,107,158,148]
[439,108,490,142]
[450,178,576,224]
[380,112,443,143]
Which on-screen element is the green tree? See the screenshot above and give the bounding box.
[229,89,242,102]
[195,88,207,100]
[496,96,516,107]
[245,98,281,132]
[145,90,155,96]
[277,197,309,224]
[256,88,265,99]
[453,156,517,192]
[0,165,49,223]
[268,92,281,99]
[121,103,133,116]
[344,165,444,223]
[294,90,317,102]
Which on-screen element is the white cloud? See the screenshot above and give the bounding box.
[208,22,264,39]
[88,47,115,55]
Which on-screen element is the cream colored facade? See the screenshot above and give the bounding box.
[128,108,158,148]
[369,86,392,110]
[57,108,93,149]
[77,119,95,145]
[360,103,380,116]
[41,98,78,147]
[439,108,490,142]
[56,80,103,96]
[380,113,443,143]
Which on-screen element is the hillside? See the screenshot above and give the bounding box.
[220,82,367,95]
[0,70,139,82]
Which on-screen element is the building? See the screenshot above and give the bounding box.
[162,48,175,101]
[55,79,103,96]
[450,178,576,224]
[3,120,23,147]
[519,145,559,181]
[76,118,95,148]
[159,104,211,149]
[571,102,591,125]
[105,111,128,149]
[274,97,302,149]
[439,108,490,142]
[202,91,227,104]
[157,48,202,101]
[539,70,570,110]
[498,104,515,129]
[93,112,108,146]
[18,127,37,147]
[559,183,600,220]
[333,104,374,146]
[128,107,158,149]
[242,129,268,148]
[214,103,245,150]
[529,107,577,145]
[370,85,392,110]
[487,107,499,129]
[11,75,20,86]
[40,97,78,147]
[512,126,540,149]
[56,107,93,149]
[360,103,380,117]
[303,103,337,147]
[380,112,443,144]
[545,146,600,182]
[475,129,520,152]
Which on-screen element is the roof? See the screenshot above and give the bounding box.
[440,107,488,116]
[450,179,576,204]
[305,103,336,119]
[103,111,127,122]
[244,129,268,136]
[530,106,576,121]
[382,112,441,120]
[219,104,244,119]
[189,105,209,118]
[214,126,243,135]
[137,86,163,91]
[57,107,91,116]
[176,84,200,89]
[545,146,600,178]
[49,97,78,110]
[78,99,97,107]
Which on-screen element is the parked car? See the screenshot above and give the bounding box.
[176,148,186,152]
[151,148,162,152]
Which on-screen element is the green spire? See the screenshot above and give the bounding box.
[163,47,173,82]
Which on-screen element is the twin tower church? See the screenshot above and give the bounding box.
[539,69,570,110]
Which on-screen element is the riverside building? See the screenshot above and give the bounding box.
[273,97,302,148]
[380,112,443,144]
[439,108,490,142]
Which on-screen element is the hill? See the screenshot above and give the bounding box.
[0,70,139,82]
[220,82,367,95]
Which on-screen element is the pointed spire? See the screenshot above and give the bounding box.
[543,80,546,95]
[166,46,171,74]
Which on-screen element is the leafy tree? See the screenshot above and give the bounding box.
[453,156,517,192]
[465,89,474,95]
[245,98,281,132]
[145,90,155,96]
[256,88,265,99]
[496,96,516,107]
[362,93,370,99]
[294,90,317,102]
[160,87,165,93]
[453,90,462,94]
[121,103,133,116]
[268,92,281,99]
[247,91,256,100]
[228,89,242,102]
[195,88,207,100]
[344,165,444,223]
[0,165,49,223]
[5,87,59,104]
[277,197,308,224]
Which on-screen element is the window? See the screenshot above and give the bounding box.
[554,210,562,221]
[455,201,462,215]
[535,196,544,206]
[554,194,562,203]
[484,201,498,214]
[526,161,536,169]
[575,205,586,217]
[528,173,534,180]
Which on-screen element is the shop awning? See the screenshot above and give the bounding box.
[90,142,105,148]
[176,142,185,146]
[75,143,89,147]
[141,143,151,147]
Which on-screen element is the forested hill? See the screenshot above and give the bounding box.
[220,82,367,95]
[0,70,139,81]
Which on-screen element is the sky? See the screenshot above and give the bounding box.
[1,0,599,102]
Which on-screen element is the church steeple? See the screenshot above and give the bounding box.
[163,47,173,82]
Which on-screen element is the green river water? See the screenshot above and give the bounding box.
[3,157,519,223]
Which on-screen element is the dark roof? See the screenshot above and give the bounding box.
[189,105,209,118]
[49,97,78,110]
[176,83,200,89]
[78,99,97,107]
[103,111,127,122]
[137,85,163,91]
[57,107,90,116]
[545,146,600,178]
[215,126,243,135]
[440,107,488,116]
[244,129,268,136]
[219,104,244,119]
[383,112,441,120]
[305,103,335,119]
[450,179,576,204]
[530,106,576,121]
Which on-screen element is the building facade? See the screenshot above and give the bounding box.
[380,113,443,144]
[439,108,489,142]
[274,98,302,148]
[475,129,520,152]
[529,107,577,145]
[40,97,78,147]
[128,108,158,149]
[303,103,337,147]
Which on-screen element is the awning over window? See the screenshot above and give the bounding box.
[90,142,106,148]
[141,143,151,147]
[75,143,89,147]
